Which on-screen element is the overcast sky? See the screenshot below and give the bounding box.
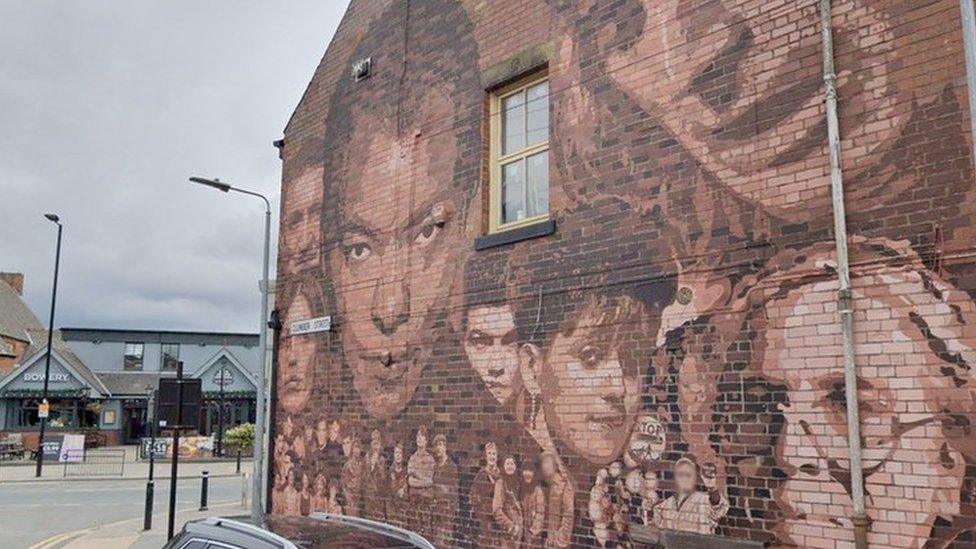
[0,1,348,333]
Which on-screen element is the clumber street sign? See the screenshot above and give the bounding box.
[290,315,332,335]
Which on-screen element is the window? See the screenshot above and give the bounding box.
[124,342,144,371]
[490,73,550,233]
[161,343,180,371]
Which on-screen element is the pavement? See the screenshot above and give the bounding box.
[0,446,253,549]
[0,445,250,483]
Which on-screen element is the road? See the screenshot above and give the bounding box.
[0,477,243,549]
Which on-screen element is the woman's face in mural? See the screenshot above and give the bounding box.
[329,91,466,420]
[540,295,647,465]
[464,305,520,405]
[278,291,315,415]
[606,0,909,218]
[503,456,517,476]
[758,278,969,547]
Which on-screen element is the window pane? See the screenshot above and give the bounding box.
[526,81,549,146]
[501,160,525,225]
[526,151,549,218]
[501,91,525,155]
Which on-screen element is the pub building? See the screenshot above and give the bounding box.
[0,327,261,450]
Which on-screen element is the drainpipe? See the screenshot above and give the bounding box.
[960,0,976,169]
[819,1,869,547]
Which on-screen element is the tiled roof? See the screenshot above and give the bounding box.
[96,372,160,396]
[0,279,43,343]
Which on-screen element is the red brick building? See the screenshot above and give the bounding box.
[271,1,976,547]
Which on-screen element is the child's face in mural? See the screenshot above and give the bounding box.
[464,305,520,405]
[416,430,427,451]
[540,298,646,464]
[393,445,403,465]
[330,92,465,420]
[434,439,447,460]
[485,443,498,468]
[607,0,908,218]
[278,292,315,415]
[759,281,968,547]
[503,456,517,476]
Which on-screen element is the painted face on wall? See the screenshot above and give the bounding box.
[464,305,520,405]
[280,166,323,275]
[673,460,698,496]
[540,294,648,465]
[607,0,909,220]
[278,290,315,415]
[329,91,466,420]
[758,273,972,548]
[503,456,518,476]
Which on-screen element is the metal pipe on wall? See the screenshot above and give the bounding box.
[818,1,869,547]
[960,0,976,169]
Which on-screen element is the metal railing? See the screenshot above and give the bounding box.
[62,448,126,477]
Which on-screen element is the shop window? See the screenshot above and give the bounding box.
[489,72,550,234]
[124,342,144,371]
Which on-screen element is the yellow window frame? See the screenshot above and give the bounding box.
[489,71,550,234]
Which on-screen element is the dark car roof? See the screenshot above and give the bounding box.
[264,514,433,549]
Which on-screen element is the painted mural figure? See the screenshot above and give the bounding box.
[492,454,524,548]
[472,441,503,545]
[407,426,436,539]
[430,434,458,547]
[362,428,388,521]
[589,468,613,547]
[278,289,315,415]
[387,441,409,529]
[340,434,364,517]
[723,242,976,547]
[321,0,482,424]
[520,460,547,548]
[652,458,728,535]
[540,452,574,549]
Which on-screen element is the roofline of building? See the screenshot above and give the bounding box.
[59,328,259,339]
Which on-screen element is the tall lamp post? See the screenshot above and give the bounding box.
[190,177,270,523]
[35,214,63,478]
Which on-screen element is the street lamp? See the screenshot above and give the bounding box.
[35,214,63,478]
[190,176,271,523]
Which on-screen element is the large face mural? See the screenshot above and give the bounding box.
[272,0,976,547]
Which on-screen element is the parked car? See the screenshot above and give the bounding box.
[162,513,435,549]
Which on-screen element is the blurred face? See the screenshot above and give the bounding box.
[674,462,698,495]
[759,279,967,547]
[316,421,328,447]
[329,93,466,420]
[541,297,648,464]
[328,421,340,442]
[541,455,557,479]
[504,457,517,476]
[435,439,447,459]
[609,461,623,479]
[393,445,403,465]
[643,471,658,494]
[522,468,534,483]
[416,431,427,450]
[279,292,315,414]
[464,305,520,404]
[281,166,324,274]
[607,0,909,220]
[342,437,352,457]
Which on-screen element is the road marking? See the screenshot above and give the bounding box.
[28,500,240,549]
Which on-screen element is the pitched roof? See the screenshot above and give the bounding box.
[0,279,43,343]
[15,331,112,397]
[97,372,160,396]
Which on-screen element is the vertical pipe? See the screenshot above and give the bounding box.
[819,1,868,547]
[960,0,976,168]
[251,206,271,522]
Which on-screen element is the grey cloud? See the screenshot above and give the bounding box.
[0,1,348,332]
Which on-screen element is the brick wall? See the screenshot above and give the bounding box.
[271,1,976,547]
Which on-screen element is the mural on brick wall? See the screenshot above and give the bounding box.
[271,0,976,547]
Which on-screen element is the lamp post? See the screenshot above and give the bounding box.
[189,177,271,523]
[35,214,62,478]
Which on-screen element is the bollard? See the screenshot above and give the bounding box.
[199,470,209,511]
[236,449,241,474]
[241,472,248,508]
[144,480,155,530]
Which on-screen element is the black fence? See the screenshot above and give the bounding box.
[62,448,126,477]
